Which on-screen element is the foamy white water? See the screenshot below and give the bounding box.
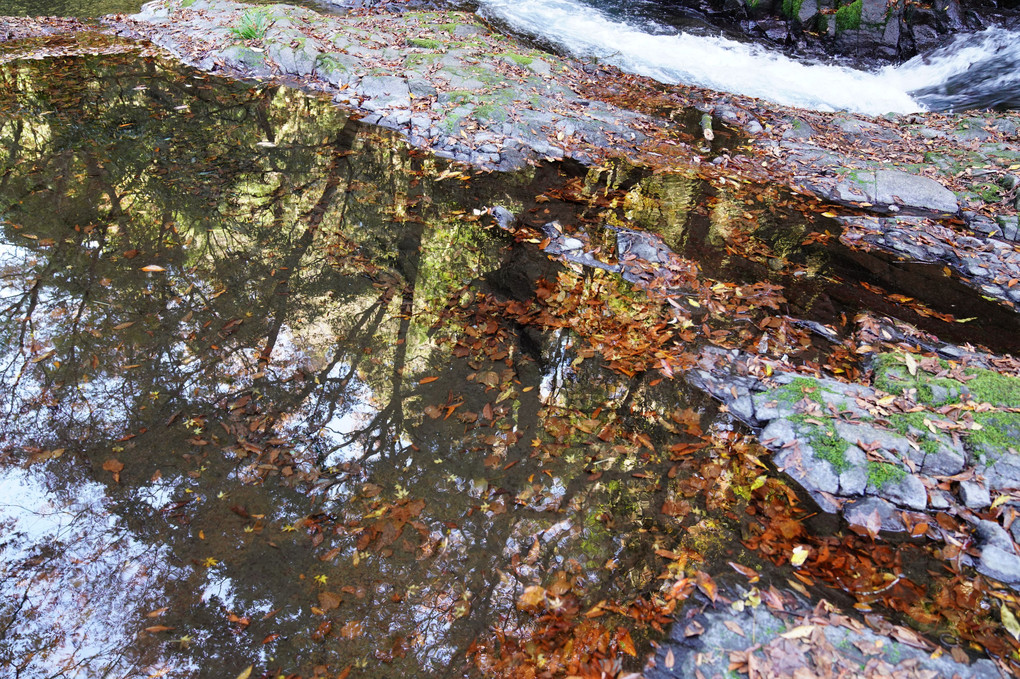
[477,0,1020,115]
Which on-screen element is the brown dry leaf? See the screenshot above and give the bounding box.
[112,321,135,330]
[102,458,124,482]
[317,591,341,611]
[780,625,815,640]
[723,620,746,637]
[339,621,363,639]
[684,620,705,637]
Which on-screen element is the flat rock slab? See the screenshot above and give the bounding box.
[823,168,959,216]
[647,597,997,679]
[106,0,663,171]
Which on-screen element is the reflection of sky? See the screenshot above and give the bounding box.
[0,465,191,678]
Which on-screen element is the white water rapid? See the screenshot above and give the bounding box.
[476,0,1020,115]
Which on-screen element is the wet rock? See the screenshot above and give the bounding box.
[959,479,991,509]
[976,519,1013,551]
[648,594,997,679]
[844,497,905,533]
[978,545,1020,584]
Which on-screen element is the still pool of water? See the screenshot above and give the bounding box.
[2,37,1019,678]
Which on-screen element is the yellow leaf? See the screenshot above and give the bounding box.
[517,585,546,609]
[780,625,815,639]
[790,545,809,567]
[236,665,253,679]
[1002,605,1020,640]
[991,494,1012,510]
[821,211,837,218]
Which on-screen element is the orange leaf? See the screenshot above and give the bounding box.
[695,570,717,602]
[617,628,637,656]
[140,265,166,272]
[419,376,439,384]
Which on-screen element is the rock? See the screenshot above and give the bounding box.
[978,545,1020,584]
[217,45,272,78]
[997,216,1020,241]
[976,520,1013,551]
[844,497,905,533]
[837,446,868,496]
[831,169,959,216]
[959,479,991,509]
[648,595,996,679]
[921,443,966,476]
[358,75,411,112]
[871,471,927,510]
[774,442,841,497]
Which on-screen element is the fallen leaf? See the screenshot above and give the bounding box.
[140,265,166,272]
[236,666,253,679]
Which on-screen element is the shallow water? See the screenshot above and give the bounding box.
[0,45,1016,678]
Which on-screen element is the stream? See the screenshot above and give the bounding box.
[3,0,1020,675]
[0,42,1018,677]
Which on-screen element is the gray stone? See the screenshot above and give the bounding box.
[976,520,1013,551]
[874,471,927,510]
[844,497,905,533]
[314,53,359,86]
[978,545,1020,584]
[921,443,966,476]
[774,442,841,497]
[832,169,959,215]
[959,480,991,509]
[358,76,411,111]
[272,44,315,76]
[838,446,868,496]
[928,489,951,510]
[997,216,1020,241]
[217,46,272,78]
[407,78,438,99]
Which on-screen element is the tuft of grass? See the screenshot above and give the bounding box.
[409,37,443,49]
[835,0,862,32]
[867,461,906,489]
[230,9,273,41]
[782,0,805,19]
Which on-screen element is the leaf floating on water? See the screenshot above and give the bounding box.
[112,321,135,330]
[419,376,439,384]
[517,585,546,610]
[140,264,166,272]
[102,458,124,482]
[235,666,253,679]
[790,545,809,567]
[144,625,174,633]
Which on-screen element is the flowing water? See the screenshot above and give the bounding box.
[475,0,1020,114]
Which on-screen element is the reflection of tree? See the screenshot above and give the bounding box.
[0,50,724,679]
